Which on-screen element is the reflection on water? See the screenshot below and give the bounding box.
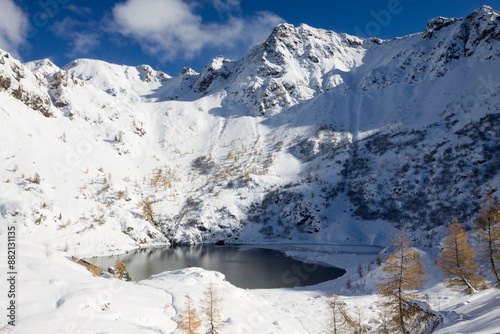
[91,245,347,289]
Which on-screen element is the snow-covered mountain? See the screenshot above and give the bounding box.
[1,6,499,252]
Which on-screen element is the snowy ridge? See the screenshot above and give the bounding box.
[224,23,366,115]
[63,59,170,101]
[0,51,55,117]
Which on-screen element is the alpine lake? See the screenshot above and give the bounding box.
[90,244,383,289]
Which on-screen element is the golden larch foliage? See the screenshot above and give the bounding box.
[202,282,224,334]
[475,192,500,287]
[177,298,201,334]
[114,258,132,281]
[141,199,155,224]
[325,293,356,334]
[377,226,426,333]
[438,219,485,294]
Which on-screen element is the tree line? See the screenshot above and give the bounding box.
[327,192,500,334]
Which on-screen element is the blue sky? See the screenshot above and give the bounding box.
[1,0,499,75]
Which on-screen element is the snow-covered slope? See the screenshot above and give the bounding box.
[1,6,499,251]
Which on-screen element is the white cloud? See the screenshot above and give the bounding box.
[67,32,100,57]
[50,17,80,37]
[0,0,28,58]
[111,0,283,61]
[66,5,92,16]
[50,17,100,58]
[211,0,241,17]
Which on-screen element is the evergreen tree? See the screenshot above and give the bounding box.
[475,192,500,287]
[202,282,224,334]
[177,298,202,334]
[438,220,485,294]
[377,226,426,333]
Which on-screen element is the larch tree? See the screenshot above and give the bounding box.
[377,226,426,333]
[438,219,485,294]
[177,298,202,334]
[374,302,392,334]
[325,293,355,334]
[352,306,370,334]
[475,192,500,287]
[202,282,224,334]
[114,258,132,281]
[141,199,155,224]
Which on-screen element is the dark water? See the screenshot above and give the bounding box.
[91,245,346,289]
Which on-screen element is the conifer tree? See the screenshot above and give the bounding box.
[438,220,485,294]
[141,199,155,224]
[374,302,392,334]
[114,258,132,281]
[325,293,355,334]
[177,298,202,334]
[202,282,224,334]
[377,226,426,333]
[352,306,370,334]
[475,192,500,287]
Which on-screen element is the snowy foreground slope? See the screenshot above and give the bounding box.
[0,5,499,333]
[2,240,500,333]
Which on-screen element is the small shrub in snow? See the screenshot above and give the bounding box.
[357,264,363,278]
[117,190,125,200]
[28,172,41,184]
[345,277,352,290]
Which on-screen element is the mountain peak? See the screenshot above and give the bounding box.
[193,56,234,94]
[467,5,499,20]
[423,5,500,42]
[25,58,61,80]
[25,58,57,70]
[269,23,297,37]
[180,67,198,76]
